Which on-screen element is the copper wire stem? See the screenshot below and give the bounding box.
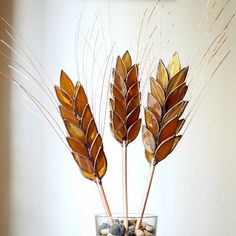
[96,178,114,225]
[136,162,156,230]
[122,140,128,230]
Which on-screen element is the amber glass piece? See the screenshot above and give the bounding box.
[113,69,127,96]
[127,106,140,129]
[81,170,96,181]
[156,60,169,90]
[75,85,88,117]
[67,137,88,157]
[60,70,74,97]
[150,78,165,106]
[126,65,138,89]
[167,67,189,95]
[89,133,102,161]
[81,105,93,131]
[75,81,81,97]
[159,117,179,143]
[59,105,79,126]
[116,56,126,79]
[126,82,139,103]
[171,135,182,152]
[111,84,125,107]
[86,119,98,147]
[154,135,175,163]
[122,50,132,71]
[145,150,154,163]
[55,86,73,111]
[64,121,85,143]
[147,93,162,122]
[167,52,181,78]
[109,98,115,110]
[72,152,94,175]
[142,126,156,154]
[127,119,141,144]
[176,119,185,133]
[127,94,140,115]
[114,98,126,121]
[111,110,125,134]
[94,147,107,179]
[144,108,159,138]
[163,101,188,124]
[110,123,124,143]
[166,83,188,111]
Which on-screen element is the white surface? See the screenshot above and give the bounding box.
[3,0,236,235]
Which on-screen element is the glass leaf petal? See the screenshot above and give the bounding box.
[59,105,79,126]
[110,122,124,144]
[60,70,74,97]
[147,93,162,122]
[111,84,126,107]
[154,135,175,163]
[114,98,126,121]
[81,104,93,131]
[167,52,181,78]
[127,118,141,144]
[113,69,127,96]
[116,56,126,79]
[122,50,132,71]
[111,111,126,140]
[127,106,140,129]
[167,67,189,95]
[126,82,139,103]
[126,64,138,89]
[80,170,96,181]
[156,60,169,90]
[75,85,88,117]
[64,121,85,143]
[89,133,103,162]
[150,78,165,106]
[109,98,114,110]
[94,147,107,179]
[171,135,182,152]
[159,117,179,143]
[55,86,73,111]
[142,125,156,153]
[166,82,188,111]
[145,150,154,163]
[176,119,185,133]
[86,118,98,147]
[67,137,88,157]
[127,93,140,115]
[144,108,159,138]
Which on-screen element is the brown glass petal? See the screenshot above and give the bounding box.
[114,98,126,121]
[86,118,98,147]
[80,170,96,181]
[144,108,159,138]
[111,84,126,107]
[127,94,140,115]
[94,147,107,179]
[142,126,156,153]
[122,50,132,71]
[171,135,182,152]
[72,152,94,175]
[67,137,88,157]
[55,86,73,111]
[74,81,81,97]
[113,69,127,96]
[167,52,181,78]
[64,121,85,143]
[127,119,141,144]
[60,70,74,97]
[162,101,188,124]
[176,119,185,133]
[159,117,179,143]
[59,105,79,126]
[154,135,175,163]
[147,93,162,122]
[89,133,102,161]
[110,122,125,144]
[111,110,126,134]
[156,60,169,90]
[165,82,188,111]
[127,106,140,129]
[116,56,126,79]
[81,105,93,131]
[75,85,88,117]
[126,64,138,89]
[150,78,165,106]
[126,82,139,103]
[145,150,154,163]
[167,67,189,95]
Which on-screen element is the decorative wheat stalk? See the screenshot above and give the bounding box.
[110,51,141,229]
[136,52,189,229]
[55,70,114,225]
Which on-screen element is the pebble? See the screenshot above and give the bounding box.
[135,229,144,236]
[145,225,154,232]
[101,228,109,235]
[109,223,121,235]
[144,230,153,236]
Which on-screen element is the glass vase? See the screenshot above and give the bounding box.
[95,213,157,236]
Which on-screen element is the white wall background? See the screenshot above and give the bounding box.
[0,0,236,235]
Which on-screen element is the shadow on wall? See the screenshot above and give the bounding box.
[0,0,13,235]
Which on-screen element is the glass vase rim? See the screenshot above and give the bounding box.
[95,213,158,219]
